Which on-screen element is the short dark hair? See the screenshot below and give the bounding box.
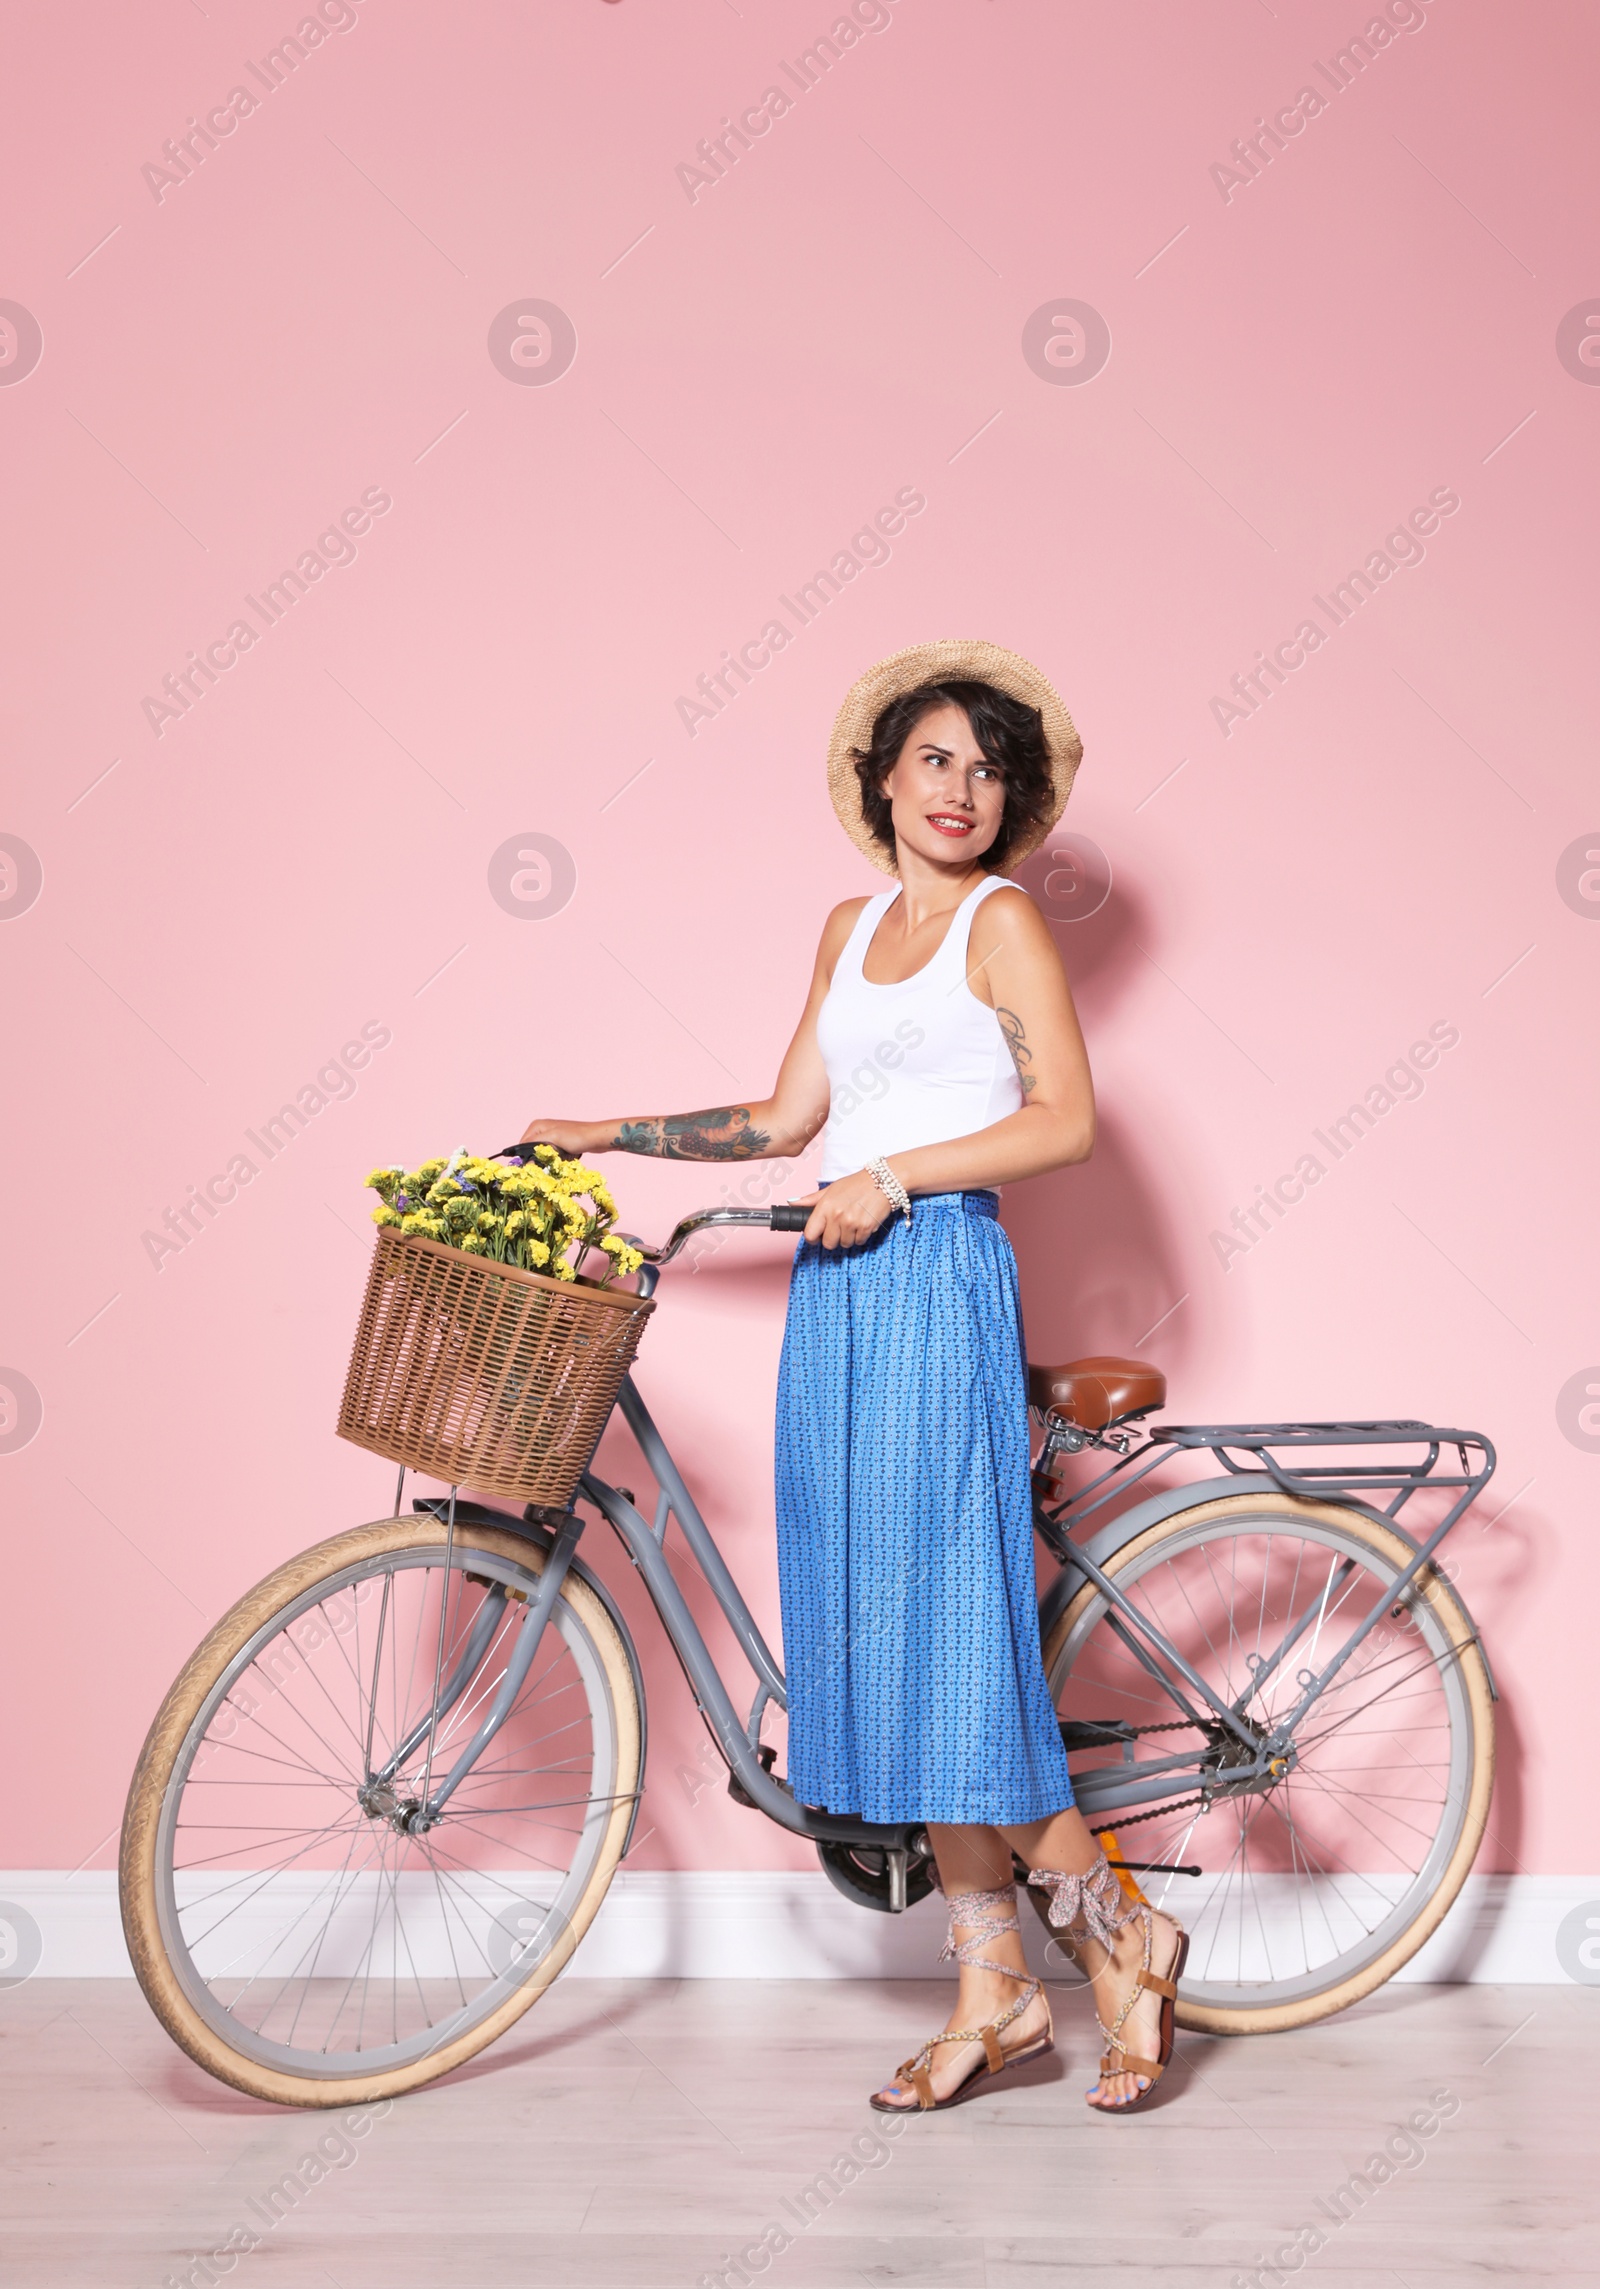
[850,679,1054,872]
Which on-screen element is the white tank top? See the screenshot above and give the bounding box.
[816,874,1025,1181]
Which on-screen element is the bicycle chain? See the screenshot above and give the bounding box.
[1077,1717,1221,1836]
[1089,1794,1206,1836]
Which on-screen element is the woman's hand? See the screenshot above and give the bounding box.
[791,1169,897,1251]
[519,1118,600,1156]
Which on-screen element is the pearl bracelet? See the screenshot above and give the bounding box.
[865,1155,912,1224]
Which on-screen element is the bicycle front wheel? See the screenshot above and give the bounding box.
[120,1514,641,2105]
[1041,1492,1494,2034]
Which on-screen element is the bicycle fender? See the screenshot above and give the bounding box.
[411,1497,650,1848]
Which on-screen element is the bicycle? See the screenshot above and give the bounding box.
[120,1181,1497,2106]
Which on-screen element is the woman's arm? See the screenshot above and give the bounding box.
[519,900,867,1162]
[793,888,1094,1248]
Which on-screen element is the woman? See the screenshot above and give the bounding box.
[522,639,1186,2114]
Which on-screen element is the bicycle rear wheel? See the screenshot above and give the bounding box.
[1040,1492,1494,2033]
[120,1513,640,2105]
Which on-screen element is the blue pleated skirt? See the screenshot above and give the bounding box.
[773,1189,1076,1826]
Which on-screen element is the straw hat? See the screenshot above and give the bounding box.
[827,639,1083,876]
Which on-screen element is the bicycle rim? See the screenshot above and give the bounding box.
[147,1531,627,2081]
[1044,1496,1493,2027]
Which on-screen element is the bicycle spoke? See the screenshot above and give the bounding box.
[231,1828,394,2023]
[282,1827,382,2043]
[178,1814,378,1951]
[190,1737,354,1788]
[272,1602,387,1772]
[208,1700,360,1789]
[1294,1653,1460,1756]
[1260,1782,1386,1945]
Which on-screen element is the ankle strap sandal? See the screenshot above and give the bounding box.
[1027,1854,1188,2115]
[868,1882,1055,2114]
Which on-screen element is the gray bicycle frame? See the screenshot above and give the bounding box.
[402,1204,1496,1866]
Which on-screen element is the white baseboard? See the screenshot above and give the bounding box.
[1,1869,1594,1983]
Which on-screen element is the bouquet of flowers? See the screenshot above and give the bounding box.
[364,1148,644,1286]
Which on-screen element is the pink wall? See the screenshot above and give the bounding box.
[2,0,1596,1881]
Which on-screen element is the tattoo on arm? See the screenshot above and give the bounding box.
[611,1107,774,1161]
[996,1008,1036,1099]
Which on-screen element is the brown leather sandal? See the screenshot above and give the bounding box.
[869,1882,1054,2114]
[1027,1853,1187,2116]
[1090,1920,1188,2113]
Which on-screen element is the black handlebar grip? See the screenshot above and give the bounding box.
[768,1204,813,1232]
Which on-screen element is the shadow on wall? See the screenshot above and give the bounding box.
[1001,849,1534,1948]
[1003,848,1193,1378]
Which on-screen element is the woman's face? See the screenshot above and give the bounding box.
[880,703,1006,869]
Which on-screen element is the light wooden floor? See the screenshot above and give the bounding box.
[0,1977,1592,2285]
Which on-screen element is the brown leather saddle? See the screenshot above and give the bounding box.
[1026,1354,1166,1431]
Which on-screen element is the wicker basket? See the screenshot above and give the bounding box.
[336,1229,655,1505]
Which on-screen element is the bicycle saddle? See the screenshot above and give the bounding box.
[1027,1355,1166,1430]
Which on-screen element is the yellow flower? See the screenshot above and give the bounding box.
[598,1233,643,1281]
[363,1146,632,1278]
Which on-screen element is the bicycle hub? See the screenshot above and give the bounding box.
[358,1778,438,1835]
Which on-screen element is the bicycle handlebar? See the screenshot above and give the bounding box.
[495,1148,812,1265]
[621,1202,813,1264]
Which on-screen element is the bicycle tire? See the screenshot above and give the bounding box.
[1038,1492,1495,2035]
[120,1514,641,2106]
